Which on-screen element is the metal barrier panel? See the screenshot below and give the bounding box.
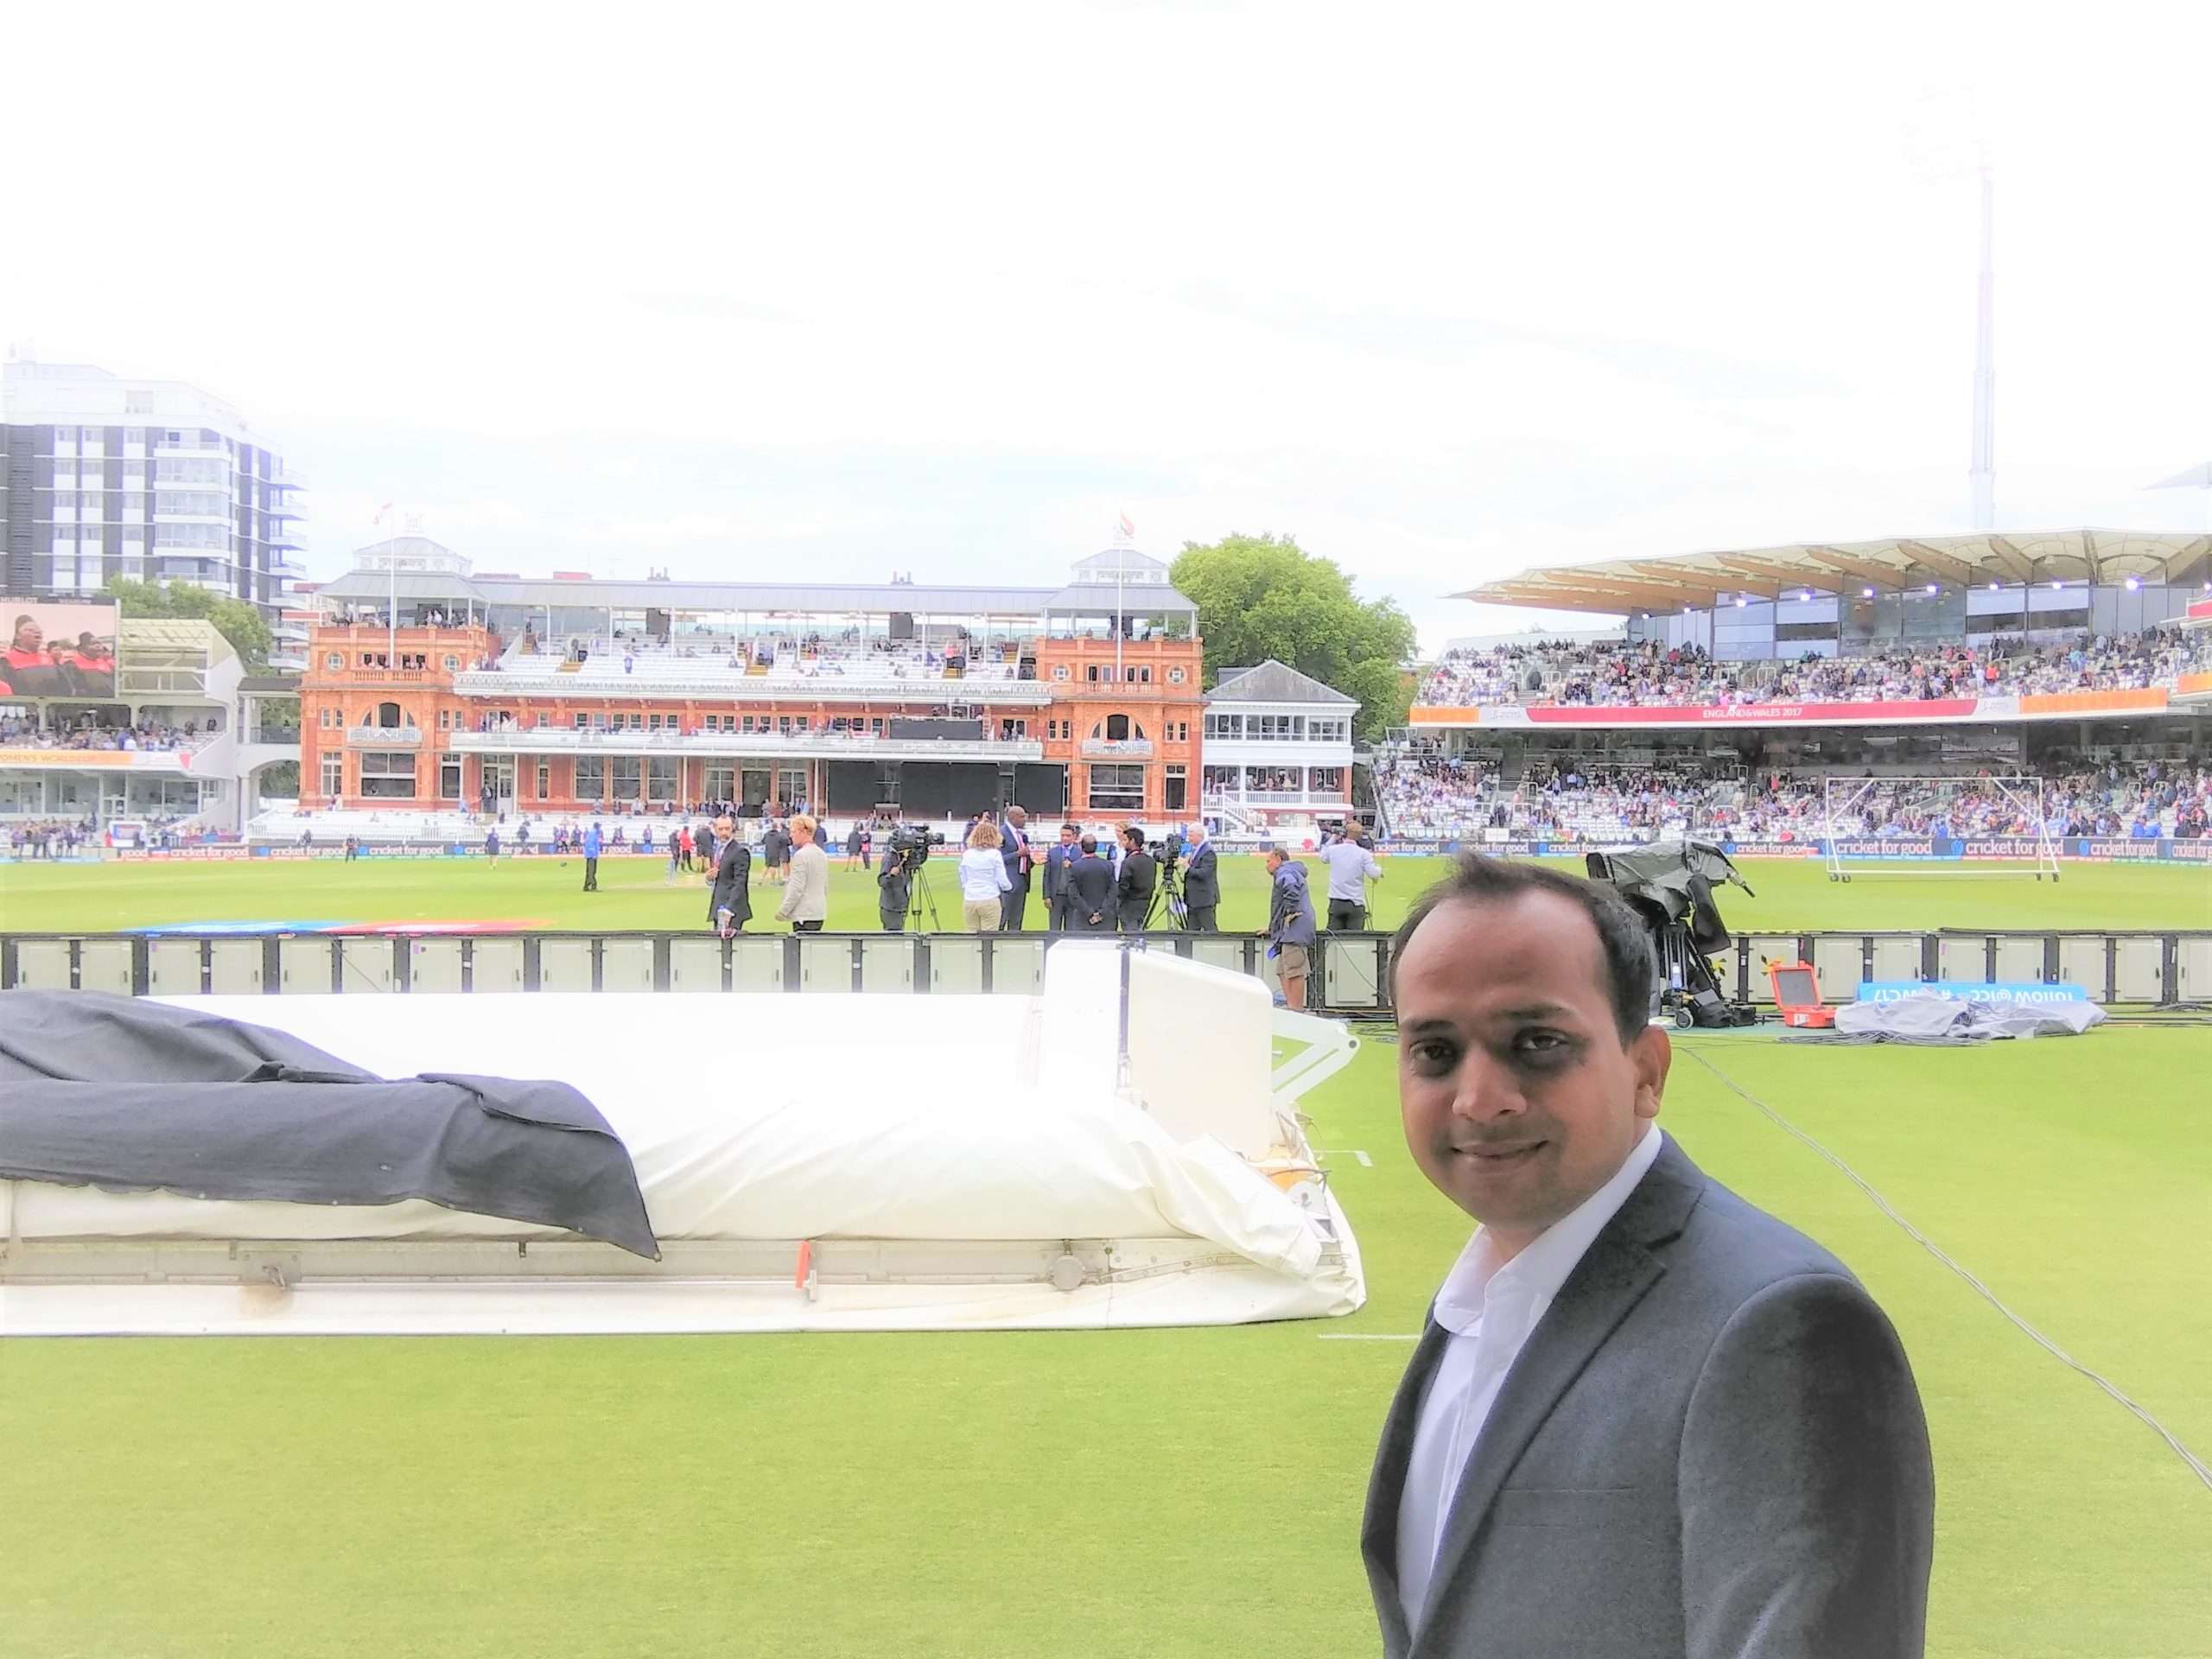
[930,937,985,994]
[208,939,264,995]
[2113,938,2164,1002]
[147,940,203,997]
[1187,938,1250,978]
[2180,937,2212,1002]
[79,940,136,995]
[471,938,526,992]
[731,936,784,992]
[668,937,726,993]
[1993,937,2046,983]
[1320,936,1386,1011]
[2057,938,2109,1000]
[537,940,594,993]
[1936,938,1986,982]
[860,937,915,992]
[278,938,334,994]
[991,937,1046,995]
[1809,936,1864,1000]
[13,941,73,990]
[410,939,467,994]
[1742,938,1802,1003]
[796,935,855,992]
[338,938,396,994]
[601,938,656,994]
[1870,937,1922,984]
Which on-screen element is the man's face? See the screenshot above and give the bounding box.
[13,620,41,652]
[1395,891,1669,1256]
[1007,807,1027,828]
[1059,826,1077,848]
[715,817,734,840]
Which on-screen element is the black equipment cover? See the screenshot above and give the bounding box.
[0,991,658,1258]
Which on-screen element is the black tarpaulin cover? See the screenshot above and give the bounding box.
[0,991,658,1259]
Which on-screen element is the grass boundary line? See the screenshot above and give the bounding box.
[1678,1043,2212,1494]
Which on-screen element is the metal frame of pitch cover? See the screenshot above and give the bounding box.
[1821,774,2062,882]
[3,926,2209,1010]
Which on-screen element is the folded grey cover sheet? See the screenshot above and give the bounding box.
[0,991,658,1258]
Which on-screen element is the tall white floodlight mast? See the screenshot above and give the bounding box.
[1969,162,1997,531]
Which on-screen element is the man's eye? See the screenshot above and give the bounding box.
[1514,1031,1570,1058]
[1408,1040,1458,1071]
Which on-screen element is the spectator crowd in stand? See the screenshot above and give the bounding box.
[1372,749,2211,844]
[0,715,215,753]
[1418,627,2212,709]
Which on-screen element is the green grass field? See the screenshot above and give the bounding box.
[2,849,2207,935]
[3,854,2208,1657]
[3,1033,2207,1658]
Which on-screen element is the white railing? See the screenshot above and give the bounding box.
[344,727,425,749]
[447,728,1045,761]
[1202,788,1343,806]
[1080,738,1154,759]
[453,665,1053,702]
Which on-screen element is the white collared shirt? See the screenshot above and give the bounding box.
[1396,1125,1665,1630]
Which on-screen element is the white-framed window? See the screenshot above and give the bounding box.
[324,652,342,671]
[442,654,459,671]
[536,763,550,798]
[319,754,343,799]
[1087,764,1145,812]
[1052,664,1071,682]
[1168,667,1185,684]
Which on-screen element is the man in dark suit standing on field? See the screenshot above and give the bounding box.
[1068,834,1116,932]
[708,813,753,938]
[998,804,1034,931]
[1114,824,1155,932]
[1041,822,1082,931]
[1364,855,1933,1659]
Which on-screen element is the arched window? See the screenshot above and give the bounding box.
[1105,713,1130,741]
[377,702,402,728]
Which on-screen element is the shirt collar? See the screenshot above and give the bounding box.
[1432,1125,1665,1337]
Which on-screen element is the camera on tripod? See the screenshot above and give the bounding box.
[1146,838,1179,874]
[888,823,944,872]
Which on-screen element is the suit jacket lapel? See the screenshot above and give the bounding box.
[1418,1141,1708,1632]
[1363,1314,1452,1657]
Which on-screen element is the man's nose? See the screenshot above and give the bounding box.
[1450,1051,1527,1122]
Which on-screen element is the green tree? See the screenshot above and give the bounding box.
[1168,533,1415,741]
[103,575,274,671]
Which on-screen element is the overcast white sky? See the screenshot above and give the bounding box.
[3,2,2208,652]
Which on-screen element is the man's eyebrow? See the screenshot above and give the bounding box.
[1399,1018,1458,1039]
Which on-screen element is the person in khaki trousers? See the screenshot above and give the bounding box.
[957,819,1012,931]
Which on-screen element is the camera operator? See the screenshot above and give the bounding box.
[876,837,912,931]
[1043,822,1082,931]
[708,813,753,938]
[1317,821,1383,931]
[1180,821,1219,931]
[1265,846,1317,1011]
[1115,824,1156,932]
[1068,833,1116,931]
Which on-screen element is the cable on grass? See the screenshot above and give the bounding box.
[1678,1042,2212,1495]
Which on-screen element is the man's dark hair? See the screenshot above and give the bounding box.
[1390,855,1655,1046]
[1121,824,1142,849]
[1079,834,1096,854]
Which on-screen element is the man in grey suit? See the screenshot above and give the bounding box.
[1366,855,1933,1658]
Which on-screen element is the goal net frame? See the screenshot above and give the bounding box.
[1821,774,2060,882]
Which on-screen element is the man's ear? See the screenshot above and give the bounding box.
[1629,1024,1671,1122]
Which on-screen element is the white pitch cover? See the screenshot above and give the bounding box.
[1,945,1366,1336]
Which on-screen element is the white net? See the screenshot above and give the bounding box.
[1821,775,2059,880]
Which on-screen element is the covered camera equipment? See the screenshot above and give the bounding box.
[1585,839,1758,1029]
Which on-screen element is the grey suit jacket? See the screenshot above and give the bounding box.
[1363,1135,1934,1659]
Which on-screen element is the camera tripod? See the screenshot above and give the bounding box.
[1143,855,1189,931]
[901,850,944,931]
